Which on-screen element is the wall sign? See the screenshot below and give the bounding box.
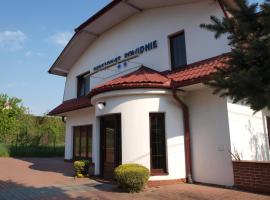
[93,40,158,73]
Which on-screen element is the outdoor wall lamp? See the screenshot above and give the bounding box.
[97,102,106,110]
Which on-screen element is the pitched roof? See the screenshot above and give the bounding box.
[90,54,228,97]
[49,0,232,77]
[89,66,172,97]
[48,96,92,116]
[167,54,229,87]
[49,54,228,115]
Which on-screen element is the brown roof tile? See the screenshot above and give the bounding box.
[89,66,172,97]
[90,54,228,96]
[49,54,228,115]
[48,96,92,115]
[167,54,229,86]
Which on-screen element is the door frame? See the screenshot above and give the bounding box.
[73,125,92,161]
[100,114,122,177]
[266,116,270,148]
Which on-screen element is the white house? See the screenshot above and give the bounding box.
[48,0,270,186]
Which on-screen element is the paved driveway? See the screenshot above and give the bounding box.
[0,157,269,200]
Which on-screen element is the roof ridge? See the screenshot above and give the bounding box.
[138,65,169,82]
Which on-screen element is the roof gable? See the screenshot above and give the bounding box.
[49,0,227,76]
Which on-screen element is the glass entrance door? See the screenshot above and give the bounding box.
[100,114,121,179]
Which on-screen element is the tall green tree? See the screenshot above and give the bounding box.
[0,94,65,146]
[0,94,26,143]
[200,0,270,111]
[37,115,65,146]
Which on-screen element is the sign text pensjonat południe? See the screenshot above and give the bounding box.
[93,40,158,72]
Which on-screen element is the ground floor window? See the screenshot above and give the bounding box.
[149,113,167,174]
[267,116,270,148]
[73,125,92,160]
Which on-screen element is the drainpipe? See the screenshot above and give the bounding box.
[171,81,193,183]
[217,0,229,19]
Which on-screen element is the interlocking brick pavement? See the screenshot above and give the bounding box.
[0,157,269,200]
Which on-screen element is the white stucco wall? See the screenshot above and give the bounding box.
[185,88,234,186]
[227,101,270,161]
[92,89,186,180]
[63,0,229,101]
[57,0,237,183]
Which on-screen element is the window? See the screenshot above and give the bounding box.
[73,125,92,160]
[170,31,187,70]
[77,72,90,97]
[267,117,270,148]
[150,113,167,174]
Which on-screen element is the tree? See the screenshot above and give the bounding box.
[0,94,26,143]
[200,0,270,111]
[0,93,65,159]
[37,116,65,146]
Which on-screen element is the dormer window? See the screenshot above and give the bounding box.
[170,31,187,70]
[77,72,90,97]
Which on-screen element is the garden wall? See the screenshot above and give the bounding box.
[233,161,270,193]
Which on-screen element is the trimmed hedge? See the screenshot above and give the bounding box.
[0,143,9,157]
[115,163,150,193]
[9,145,64,157]
[0,145,64,157]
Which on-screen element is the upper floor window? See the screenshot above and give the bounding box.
[170,31,187,70]
[77,72,90,97]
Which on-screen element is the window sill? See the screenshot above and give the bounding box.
[151,171,168,176]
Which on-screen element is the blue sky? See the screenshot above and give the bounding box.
[0,0,264,115]
[0,0,110,115]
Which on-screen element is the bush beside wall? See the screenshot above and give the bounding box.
[115,163,150,193]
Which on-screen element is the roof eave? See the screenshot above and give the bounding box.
[48,105,92,116]
[48,32,78,77]
[223,0,239,9]
[75,0,123,32]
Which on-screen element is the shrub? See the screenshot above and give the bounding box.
[74,160,90,177]
[114,163,150,193]
[0,143,9,157]
[8,145,64,157]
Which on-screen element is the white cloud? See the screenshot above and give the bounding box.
[25,50,32,57]
[7,82,16,88]
[24,51,45,57]
[6,82,29,88]
[49,31,73,47]
[36,52,45,56]
[0,30,27,50]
